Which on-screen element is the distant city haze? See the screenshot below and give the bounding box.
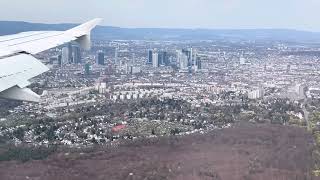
[1,0,320,31]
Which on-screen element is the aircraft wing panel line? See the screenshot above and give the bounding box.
[7,33,64,47]
[0,54,49,92]
[0,32,50,43]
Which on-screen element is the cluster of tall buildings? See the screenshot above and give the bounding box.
[284,84,305,100]
[294,84,305,99]
[58,44,107,75]
[148,50,170,67]
[61,43,82,65]
[248,88,264,99]
[177,48,201,72]
[147,48,202,72]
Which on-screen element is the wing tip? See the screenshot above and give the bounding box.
[85,18,103,30]
[92,18,103,24]
[67,18,103,36]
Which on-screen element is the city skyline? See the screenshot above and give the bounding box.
[0,1,320,179]
[1,0,320,31]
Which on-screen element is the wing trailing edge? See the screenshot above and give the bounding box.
[0,86,41,102]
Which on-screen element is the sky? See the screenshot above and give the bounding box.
[0,0,320,31]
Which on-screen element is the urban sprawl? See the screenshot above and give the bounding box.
[1,39,320,149]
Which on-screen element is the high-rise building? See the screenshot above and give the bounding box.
[182,49,192,67]
[196,57,202,70]
[158,52,164,65]
[67,43,73,63]
[84,63,91,75]
[62,47,69,65]
[58,54,62,67]
[148,50,153,64]
[115,47,118,64]
[157,51,169,66]
[61,44,75,64]
[190,48,193,66]
[177,50,188,70]
[97,51,105,65]
[152,52,159,68]
[192,51,197,66]
[295,84,305,99]
[248,88,264,99]
[72,45,82,64]
[132,53,135,65]
[163,51,170,66]
[240,57,246,65]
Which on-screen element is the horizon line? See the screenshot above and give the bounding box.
[0,19,319,33]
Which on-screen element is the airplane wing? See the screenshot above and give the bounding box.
[0,18,102,102]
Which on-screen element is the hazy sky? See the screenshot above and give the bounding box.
[0,0,320,31]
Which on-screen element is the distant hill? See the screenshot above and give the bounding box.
[1,21,320,42]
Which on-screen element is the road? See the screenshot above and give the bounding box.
[302,92,311,131]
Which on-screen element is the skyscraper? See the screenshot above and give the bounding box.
[182,49,191,67]
[192,49,197,66]
[72,45,82,64]
[157,51,169,66]
[190,48,193,66]
[158,52,164,65]
[152,52,159,68]
[84,63,91,75]
[97,51,105,65]
[132,53,135,65]
[176,51,181,68]
[196,57,202,71]
[62,47,69,65]
[148,50,153,64]
[177,50,188,70]
[163,51,170,66]
[58,54,62,67]
[61,44,74,64]
[67,43,73,63]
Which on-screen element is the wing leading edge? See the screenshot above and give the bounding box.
[0,18,102,102]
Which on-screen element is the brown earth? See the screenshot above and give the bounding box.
[0,123,318,180]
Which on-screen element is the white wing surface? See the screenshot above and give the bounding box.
[0,18,102,102]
